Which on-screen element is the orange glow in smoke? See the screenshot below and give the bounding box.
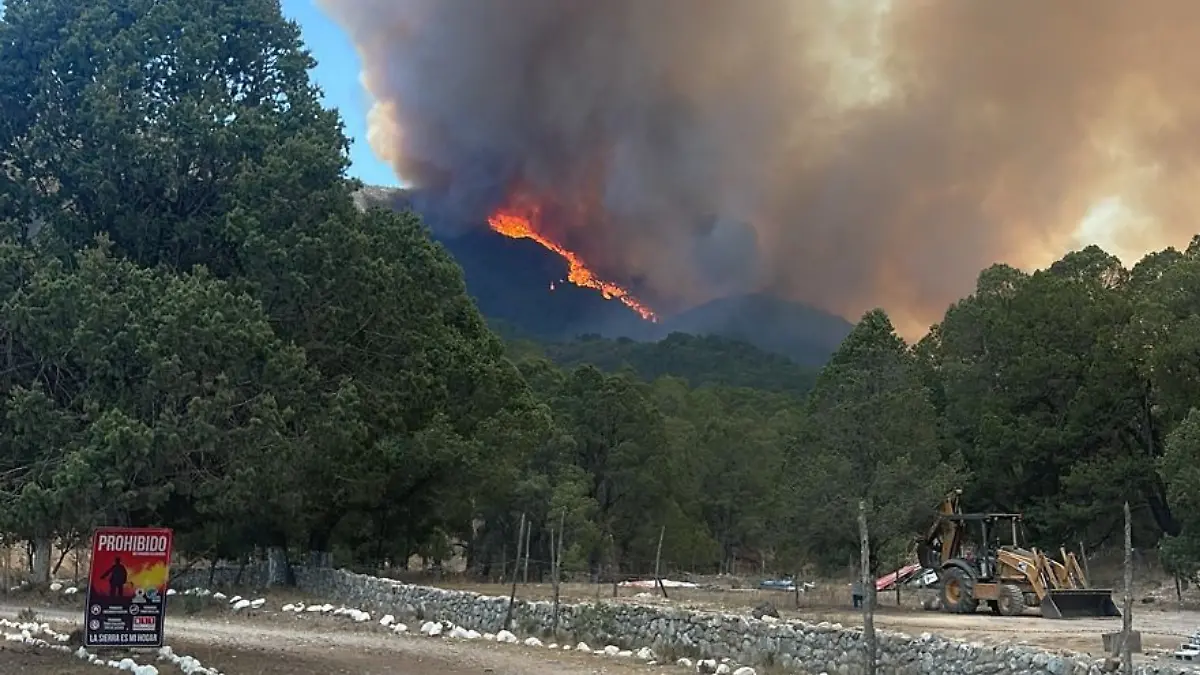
[487,201,657,322]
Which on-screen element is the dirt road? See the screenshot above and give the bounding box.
[803,606,1200,656]
[7,595,1199,671]
[0,605,660,674]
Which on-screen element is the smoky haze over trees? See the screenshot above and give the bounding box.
[4,0,1200,587]
[320,0,1200,334]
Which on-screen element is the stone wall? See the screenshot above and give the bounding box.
[169,565,1197,675]
[171,564,268,590]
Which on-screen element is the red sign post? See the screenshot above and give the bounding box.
[83,527,173,648]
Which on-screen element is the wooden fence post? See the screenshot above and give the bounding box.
[859,500,876,675]
[1121,501,1133,675]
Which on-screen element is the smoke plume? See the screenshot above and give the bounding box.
[318,0,1200,335]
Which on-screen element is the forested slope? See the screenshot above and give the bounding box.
[525,333,818,397]
[1,0,1199,586]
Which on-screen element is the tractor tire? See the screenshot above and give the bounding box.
[994,584,1025,616]
[939,566,979,614]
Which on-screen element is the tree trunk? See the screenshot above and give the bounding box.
[1143,481,1181,536]
[307,526,334,570]
[31,537,52,585]
[51,543,72,576]
[266,546,292,586]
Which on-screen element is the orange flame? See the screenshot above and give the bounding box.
[487,202,657,322]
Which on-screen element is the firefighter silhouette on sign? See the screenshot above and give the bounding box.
[99,557,128,598]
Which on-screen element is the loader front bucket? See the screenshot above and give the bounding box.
[1039,589,1121,619]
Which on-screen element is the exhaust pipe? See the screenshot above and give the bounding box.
[1039,589,1122,619]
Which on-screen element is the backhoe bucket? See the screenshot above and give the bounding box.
[1039,589,1121,619]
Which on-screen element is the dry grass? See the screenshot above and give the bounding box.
[392,549,1200,619]
[418,577,925,615]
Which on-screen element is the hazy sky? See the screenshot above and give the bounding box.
[12,0,1187,335]
[309,0,1200,335]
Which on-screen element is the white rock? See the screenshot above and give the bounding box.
[523,637,543,647]
[575,642,591,652]
[732,668,757,675]
[603,645,620,656]
[379,614,394,626]
[496,630,517,644]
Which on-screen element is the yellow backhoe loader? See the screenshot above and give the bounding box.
[916,489,1120,619]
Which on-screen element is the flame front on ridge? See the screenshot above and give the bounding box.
[486,200,657,322]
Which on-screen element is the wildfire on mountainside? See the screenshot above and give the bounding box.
[486,197,658,322]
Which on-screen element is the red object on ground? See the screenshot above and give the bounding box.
[875,563,922,591]
[83,527,173,649]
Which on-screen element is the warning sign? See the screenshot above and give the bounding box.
[83,527,173,649]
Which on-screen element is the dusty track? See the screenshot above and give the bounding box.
[5,594,1199,670]
[0,604,659,674]
[800,606,1200,656]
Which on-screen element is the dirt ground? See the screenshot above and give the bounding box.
[6,574,1200,672]
[0,605,662,674]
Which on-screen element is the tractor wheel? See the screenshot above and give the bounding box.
[994,584,1025,616]
[939,566,979,614]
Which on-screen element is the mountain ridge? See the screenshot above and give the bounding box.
[355,185,854,365]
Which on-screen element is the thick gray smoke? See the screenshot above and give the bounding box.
[318,0,1200,334]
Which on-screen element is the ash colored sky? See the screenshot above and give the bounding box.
[311,0,1200,337]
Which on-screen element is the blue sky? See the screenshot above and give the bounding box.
[282,0,399,187]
